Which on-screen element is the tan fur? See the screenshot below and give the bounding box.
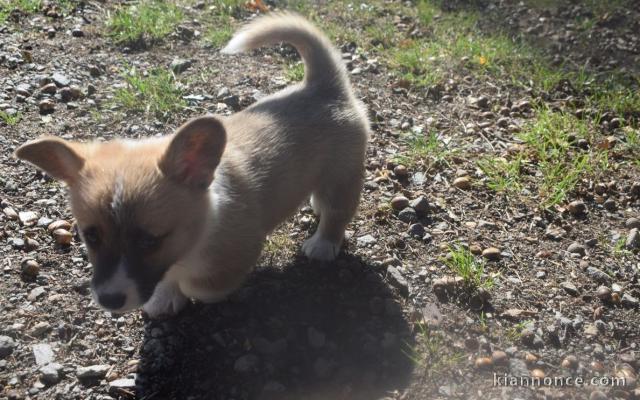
[15,13,370,317]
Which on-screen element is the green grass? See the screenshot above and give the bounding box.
[0,111,21,125]
[394,131,451,170]
[113,67,185,119]
[477,156,523,193]
[206,19,234,48]
[107,1,184,45]
[0,0,41,22]
[505,320,532,342]
[404,323,465,378]
[442,246,493,291]
[285,62,305,82]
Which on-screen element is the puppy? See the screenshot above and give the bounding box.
[15,12,370,318]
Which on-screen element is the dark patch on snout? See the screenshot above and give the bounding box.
[98,292,126,309]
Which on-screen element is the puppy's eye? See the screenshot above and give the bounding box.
[135,231,162,251]
[83,227,100,247]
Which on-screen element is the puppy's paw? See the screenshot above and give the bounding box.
[142,282,188,319]
[302,234,340,262]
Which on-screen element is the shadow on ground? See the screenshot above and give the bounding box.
[134,255,414,400]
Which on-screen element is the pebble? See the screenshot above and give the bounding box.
[21,259,40,278]
[474,356,493,369]
[393,165,408,177]
[28,287,46,301]
[398,207,417,223]
[19,211,38,226]
[39,99,55,113]
[492,350,508,366]
[470,96,489,109]
[626,228,639,250]
[40,82,57,94]
[603,198,617,212]
[409,196,429,214]
[0,336,16,358]
[51,73,70,87]
[560,281,578,296]
[386,266,409,296]
[622,293,639,308]
[586,267,612,284]
[170,58,192,73]
[530,368,545,379]
[234,354,259,373]
[482,247,501,261]
[626,218,640,229]
[47,220,71,233]
[31,322,51,337]
[590,391,607,400]
[567,242,586,256]
[390,196,409,210]
[32,343,54,366]
[567,200,587,215]
[596,286,612,301]
[71,27,84,37]
[76,364,111,379]
[561,355,578,369]
[453,176,471,190]
[108,378,136,393]
[408,223,425,238]
[3,207,19,220]
[40,362,63,385]
[356,234,376,246]
[52,229,73,246]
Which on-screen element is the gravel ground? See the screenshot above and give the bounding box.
[1,1,639,399]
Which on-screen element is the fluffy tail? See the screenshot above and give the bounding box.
[222,12,348,89]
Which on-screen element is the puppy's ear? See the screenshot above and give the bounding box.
[159,116,227,189]
[15,137,85,185]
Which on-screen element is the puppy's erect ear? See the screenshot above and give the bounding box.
[15,137,85,185]
[159,116,227,189]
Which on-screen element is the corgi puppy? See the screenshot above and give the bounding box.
[15,12,370,318]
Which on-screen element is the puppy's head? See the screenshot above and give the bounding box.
[15,116,226,313]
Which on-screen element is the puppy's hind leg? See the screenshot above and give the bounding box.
[303,170,363,262]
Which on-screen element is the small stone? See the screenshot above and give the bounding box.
[52,229,73,246]
[3,207,19,220]
[492,350,508,366]
[545,226,565,240]
[561,355,578,369]
[409,196,429,214]
[596,286,612,301]
[40,362,63,385]
[47,27,56,38]
[626,228,639,250]
[561,281,579,296]
[357,234,376,246]
[482,247,501,261]
[397,207,417,223]
[234,354,259,373]
[0,336,16,358]
[408,223,425,238]
[21,259,40,278]
[567,242,586,256]
[32,343,54,366]
[603,198,617,212]
[39,99,55,113]
[567,200,586,215]
[31,322,51,337]
[393,165,408,177]
[590,390,608,400]
[307,327,326,349]
[170,58,192,74]
[76,364,111,379]
[71,27,84,37]
[51,73,70,87]
[622,293,639,308]
[531,368,545,379]
[28,287,47,301]
[474,356,493,369]
[586,267,612,284]
[390,196,409,211]
[470,96,490,109]
[108,378,136,393]
[626,218,640,229]
[386,266,409,296]
[453,176,471,190]
[47,220,71,233]
[40,82,58,94]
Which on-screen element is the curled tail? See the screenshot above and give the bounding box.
[222,12,348,90]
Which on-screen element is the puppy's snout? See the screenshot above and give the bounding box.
[98,292,126,310]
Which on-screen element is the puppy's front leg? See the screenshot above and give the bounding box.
[142,280,189,319]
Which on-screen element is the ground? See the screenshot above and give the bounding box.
[0,0,639,399]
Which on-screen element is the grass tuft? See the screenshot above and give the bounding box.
[113,67,185,119]
[0,111,21,126]
[394,130,450,170]
[107,1,183,46]
[442,246,493,290]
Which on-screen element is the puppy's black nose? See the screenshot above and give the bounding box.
[98,293,126,309]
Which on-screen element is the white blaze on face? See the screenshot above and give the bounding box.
[110,174,125,217]
[91,261,141,312]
